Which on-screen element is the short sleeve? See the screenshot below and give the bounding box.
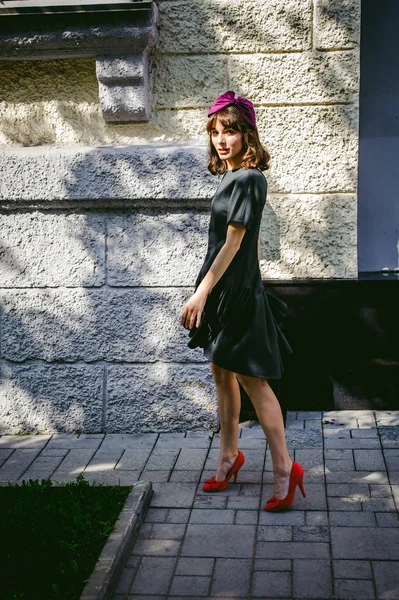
[226,171,265,231]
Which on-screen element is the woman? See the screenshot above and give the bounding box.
[179,91,306,511]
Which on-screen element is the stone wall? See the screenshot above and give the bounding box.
[0,0,361,433]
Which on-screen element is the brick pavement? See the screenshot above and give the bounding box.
[0,410,398,599]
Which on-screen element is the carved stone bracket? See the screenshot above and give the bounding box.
[0,1,159,123]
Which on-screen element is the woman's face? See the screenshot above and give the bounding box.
[210,118,245,168]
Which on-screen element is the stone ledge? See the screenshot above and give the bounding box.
[0,144,215,205]
[80,479,153,600]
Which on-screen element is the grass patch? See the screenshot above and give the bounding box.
[0,474,132,600]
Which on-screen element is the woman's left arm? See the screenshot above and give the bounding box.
[180,223,246,330]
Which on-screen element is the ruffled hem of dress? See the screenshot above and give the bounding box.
[187,284,290,351]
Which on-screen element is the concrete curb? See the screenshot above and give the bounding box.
[80,479,153,600]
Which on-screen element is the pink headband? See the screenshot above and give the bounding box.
[208,90,257,129]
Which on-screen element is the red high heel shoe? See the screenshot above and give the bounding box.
[264,461,306,511]
[203,450,245,492]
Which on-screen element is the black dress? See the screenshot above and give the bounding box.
[187,166,293,379]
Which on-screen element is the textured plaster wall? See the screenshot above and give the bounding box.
[0,0,361,433]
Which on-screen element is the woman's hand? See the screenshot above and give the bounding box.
[180,290,208,330]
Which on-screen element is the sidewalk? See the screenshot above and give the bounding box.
[0,410,398,599]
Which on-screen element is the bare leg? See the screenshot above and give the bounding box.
[235,373,293,498]
[210,362,241,481]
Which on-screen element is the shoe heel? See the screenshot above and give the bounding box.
[298,476,306,498]
[233,471,239,483]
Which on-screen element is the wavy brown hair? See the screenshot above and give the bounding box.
[206,105,270,175]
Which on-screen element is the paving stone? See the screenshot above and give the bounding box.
[325,438,380,449]
[251,570,291,598]
[334,578,375,599]
[370,484,393,497]
[130,556,175,594]
[375,512,399,527]
[331,526,399,559]
[378,426,399,448]
[144,508,168,523]
[256,541,329,559]
[333,559,372,579]
[294,448,324,467]
[166,509,191,524]
[305,511,329,525]
[95,433,158,450]
[362,496,396,512]
[137,523,153,539]
[131,539,180,557]
[175,557,214,577]
[327,483,369,498]
[0,448,43,482]
[140,470,171,483]
[305,419,322,430]
[284,429,323,448]
[389,471,399,484]
[329,511,376,527]
[189,509,235,524]
[40,448,69,457]
[235,510,258,525]
[17,455,65,480]
[210,558,252,597]
[173,449,208,470]
[254,559,292,571]
[193,495,228,509]
[257,526,292,542]
[286,419,305,429]
[325,449,354,460]
[327,497,362,511]
[264,464,324,484]
[169,575,210,596]
[226,496,260,510]
[114,449,152,471]
[113,565,136,593]
[354,449,386,471]
[293,558,332,598]
[181,524,256,558]
[149,524,186,540]
[293,525,329,542]
[150,483,196,508]
[212,436,267,450]
[325,470,389,484]
[298,411,322,419]
[323,428,351,439]
[259,511,305,525]
[239,423,266,438]
[372,560,399,599]
[154,437,210,449]
[145,450,179,471]
[375,411,399,426]
[169,470,201,483]
[239,483,261,497]
[325,460,356,471]
[350,428,379,438]
[73,470,141,486]
[235,470,262,484]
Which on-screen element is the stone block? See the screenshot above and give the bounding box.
[173,448,208,471]
[293,525,329,542]
[257,526,292,542]
[0,212,104,287]
[305,511,329,526]
[170,576,210,596]
[293,558,332,598]
[158,0,312,53]
[175,557,214,577]
[372,561,399,600]
[314,0,361,49]
[256,541,329,559]
[181,524,256,558]
[333,559,372,579]
[131,538,180,557]
[354,449,386,471]
[331,527,399,559]
[0,448,42,483]
[229,50,359,104]
[165,509,190,524]
[107,211,209,287]
[189,509,235,524]
[329,511,376,527]
[375,513,399,527]
[211,558,252,598]
[149,483,196,508]
[334,579,375,599]
[254,559,291,571]
[130,556,175,594]
[107,364,217,432]
[0,362,103,434]
[251,570,291,598]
